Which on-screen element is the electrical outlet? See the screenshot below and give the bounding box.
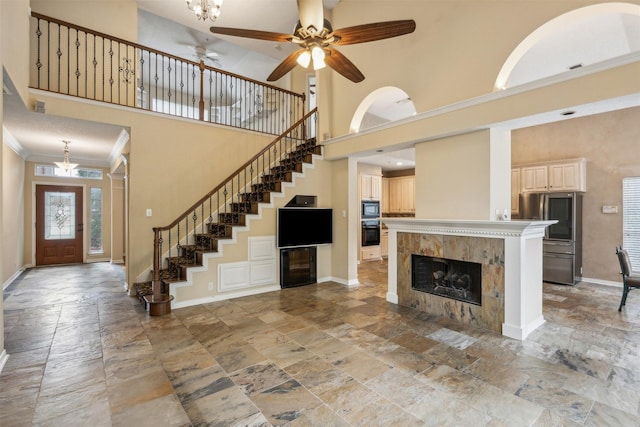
[208,282,214,291]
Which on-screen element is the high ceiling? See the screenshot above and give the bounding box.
[2,1,640,171]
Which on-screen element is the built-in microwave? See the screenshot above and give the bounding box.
[362,200,380,218]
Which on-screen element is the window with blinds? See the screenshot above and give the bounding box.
[623,177,640,269]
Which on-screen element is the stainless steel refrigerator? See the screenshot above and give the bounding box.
[518,192,583,285]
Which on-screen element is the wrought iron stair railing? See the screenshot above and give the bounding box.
[148,108,320,302]
[29,12,305,135]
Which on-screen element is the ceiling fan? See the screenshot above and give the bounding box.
[209,0,416,83]
[193,45,221,66]
[177,27,222,67]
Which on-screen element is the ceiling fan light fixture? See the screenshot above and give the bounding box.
[311,45,326,70]
[297,50,311,68]
[186,0,223,22]
[311,45,325,62]
[313,56,326,70]
[54,140,78,171]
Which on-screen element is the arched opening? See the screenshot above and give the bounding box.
[349,87,416,133]
[495,2,640,89]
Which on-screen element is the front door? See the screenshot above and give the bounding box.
[36,185,83,265]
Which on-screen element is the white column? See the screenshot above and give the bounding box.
[386,228,398,303]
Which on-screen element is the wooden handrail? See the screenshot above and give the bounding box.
[152,107,317,233]
[30,12,303,98]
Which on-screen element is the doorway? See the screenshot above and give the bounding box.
[35,184,84,265]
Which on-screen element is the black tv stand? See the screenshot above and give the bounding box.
[280,246,317,288]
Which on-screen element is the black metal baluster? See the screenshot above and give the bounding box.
[167,57,173,114]
[83,31,87,98]
[35,18,42,89]
[56,23,61,93]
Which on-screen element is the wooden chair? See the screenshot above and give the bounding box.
[616,247,640,311]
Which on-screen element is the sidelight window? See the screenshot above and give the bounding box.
[89,187,103,254]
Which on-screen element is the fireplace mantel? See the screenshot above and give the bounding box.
[382,218,556,340]
[382,218,555,238]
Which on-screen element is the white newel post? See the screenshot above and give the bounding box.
[386,227,398,304]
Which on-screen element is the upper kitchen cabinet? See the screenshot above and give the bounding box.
[361,174,382,200]
[381,178,390,213]
[388,176,415,214]
[548,159,587,192]
[521,165,549,192]
[517,158,586,193]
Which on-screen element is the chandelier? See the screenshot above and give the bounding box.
[186,0,223,22]
[54,140,78,171]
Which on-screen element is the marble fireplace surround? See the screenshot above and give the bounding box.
[383,219,556,340]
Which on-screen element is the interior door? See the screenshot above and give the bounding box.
[36,185,83,265]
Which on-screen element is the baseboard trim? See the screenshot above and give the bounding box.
[580,277,622,288]
[2,266,26,291]
[172,284,281,309]
[502,315,546,341]
[0,350,9,374]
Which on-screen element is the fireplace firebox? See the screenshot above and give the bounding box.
[411,254,482,305]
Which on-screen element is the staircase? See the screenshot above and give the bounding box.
[161,138,321,283]
[135,109,320,313]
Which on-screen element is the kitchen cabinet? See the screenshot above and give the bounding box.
[548,159,586,192]
[361,174,382,200]
[517,158,586,193]
[521,165,548,192]
[388,176,415,214]
[380,229,389,257]
[400,177,415,213]
[361,245,381,261]
[381,178,389,213]
[511,168,521,215]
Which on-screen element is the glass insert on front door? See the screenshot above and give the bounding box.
[44,191,76,240]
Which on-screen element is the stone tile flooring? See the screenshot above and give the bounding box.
[2,260,640,426]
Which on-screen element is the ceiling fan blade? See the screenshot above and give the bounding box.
[333,20,416,45]
[210,26,293,43]
[297,0,324,33]
[267,50,302,82]
[324,48,365,83]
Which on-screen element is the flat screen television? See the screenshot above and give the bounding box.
[277,208,333,248]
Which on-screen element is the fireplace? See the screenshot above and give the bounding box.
[384,218,554,340]
[411,255,482,305]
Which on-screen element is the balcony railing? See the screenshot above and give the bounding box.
[30,12,305,135]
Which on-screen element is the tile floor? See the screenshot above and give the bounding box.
[1,260,640,426]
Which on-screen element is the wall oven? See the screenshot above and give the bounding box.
[362,200,380,218]
[361,220,381,246]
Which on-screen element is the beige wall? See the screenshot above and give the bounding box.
[2,0,30,104]
[331,158,358,284]
[3,143,26,284]
[31,0,138,40]
[326,0,638,137]
[109,174,125,263]
[415,130,493,220]
[512,106,640,283]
